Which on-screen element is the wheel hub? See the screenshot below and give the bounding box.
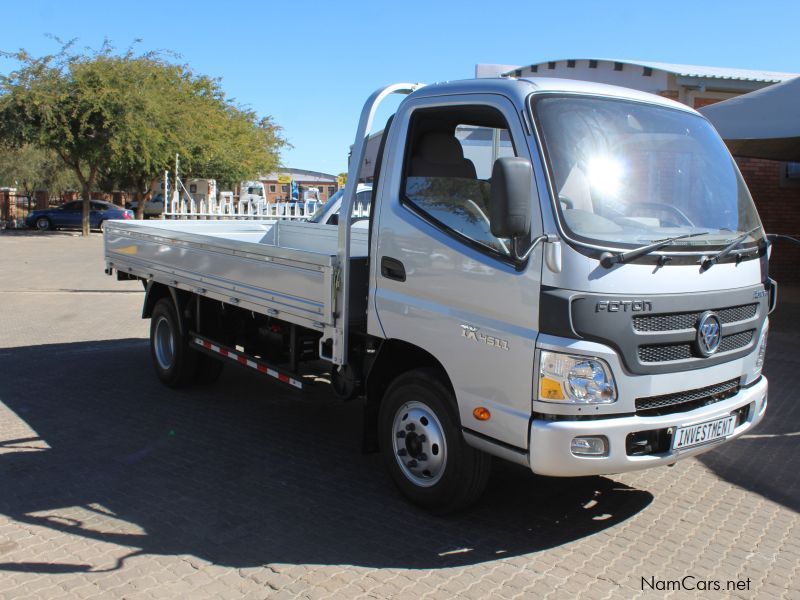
[391,401,447,487]
[153,315,175,370]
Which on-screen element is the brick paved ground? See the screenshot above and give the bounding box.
[0,232,797,599]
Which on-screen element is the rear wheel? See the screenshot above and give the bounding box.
[150,298,197,388]
[379,368,491,513]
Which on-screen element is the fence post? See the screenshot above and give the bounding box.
[34,190,49,210]
[0,188,8,225]
[0,188,17,227]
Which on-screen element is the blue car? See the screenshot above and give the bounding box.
[26,200,134,231]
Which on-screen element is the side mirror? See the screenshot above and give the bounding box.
[490,157,532,239]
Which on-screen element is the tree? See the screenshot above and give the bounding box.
[0,144,79,199]
[0,41,286,233]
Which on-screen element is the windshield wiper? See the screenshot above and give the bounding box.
[600,232,709,268]
[700,227,762,271]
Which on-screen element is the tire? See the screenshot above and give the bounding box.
[379,368,491,513]
[149,298,198,388]
[98,220,106,232]
[35,217,52,231]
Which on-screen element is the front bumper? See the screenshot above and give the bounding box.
[529,376,767,477]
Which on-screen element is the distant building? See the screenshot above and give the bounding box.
[477,59,797,107]
[260,168,340,203]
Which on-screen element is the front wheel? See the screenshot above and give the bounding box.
[379,369,491,513]
[35,217,51,231]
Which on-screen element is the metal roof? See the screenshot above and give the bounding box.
[504,59,799,83]
[263,168,338,182]
[699,76,800,160]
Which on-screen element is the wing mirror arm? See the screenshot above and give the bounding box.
[514,233,558,262]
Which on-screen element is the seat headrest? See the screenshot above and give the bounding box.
[410,132,477,179]
[417,132,467,164]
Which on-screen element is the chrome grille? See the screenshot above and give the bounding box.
[633,303,757,332]
[638,343,692,363]
[636,379,740,415]
[638,330,754,363]
[719,330,755,353]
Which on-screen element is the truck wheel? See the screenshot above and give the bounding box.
[150,298,197,388]
[379,369,491,513]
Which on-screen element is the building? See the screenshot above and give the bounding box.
[476,58,800,281]
[477,59,798,107]
[260,168,340,203]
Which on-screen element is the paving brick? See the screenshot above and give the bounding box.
[0,232,798,600]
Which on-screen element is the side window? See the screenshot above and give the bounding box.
[62,202,80,211]
[91,202,106,211]
[401,106,517,257]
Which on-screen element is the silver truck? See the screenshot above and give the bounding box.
[104,78,773,512]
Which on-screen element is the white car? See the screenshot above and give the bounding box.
[128,194,165,217]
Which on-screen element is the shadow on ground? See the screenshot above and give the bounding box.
[0,229,85,237]
[699,331,800,513]
[0,339,652,573]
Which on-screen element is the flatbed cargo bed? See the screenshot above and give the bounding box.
[104,219,369,333]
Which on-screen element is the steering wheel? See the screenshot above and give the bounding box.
[625,202,695,228]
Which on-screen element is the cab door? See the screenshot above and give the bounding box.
[369,95,543,450]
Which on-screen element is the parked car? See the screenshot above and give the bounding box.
[127,193,166,217]
[26,200,133,231]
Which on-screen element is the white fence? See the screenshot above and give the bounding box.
[162,196,321,220]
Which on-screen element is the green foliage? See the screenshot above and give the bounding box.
[0,144,79,197]
[0,40,287,231]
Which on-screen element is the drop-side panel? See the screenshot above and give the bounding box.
[104,221,337,327]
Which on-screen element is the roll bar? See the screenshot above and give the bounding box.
[330,83,424,365]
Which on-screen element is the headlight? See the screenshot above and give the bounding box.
[755,327,768,368]
[538,351,617,404]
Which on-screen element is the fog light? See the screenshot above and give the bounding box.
[571,436,608,457]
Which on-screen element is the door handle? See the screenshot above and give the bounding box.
[380,256,406,282]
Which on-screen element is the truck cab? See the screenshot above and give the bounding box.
[362,79,769,488]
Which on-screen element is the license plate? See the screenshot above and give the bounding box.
[672,415,737,450]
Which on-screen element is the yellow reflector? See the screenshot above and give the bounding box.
[540,377,565,400]
[473,407,491,421]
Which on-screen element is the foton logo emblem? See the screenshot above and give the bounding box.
[695,311,722,357]
[596,300,653,313]
[460,324,509,351]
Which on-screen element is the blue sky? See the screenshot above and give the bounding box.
[3,0,798,174]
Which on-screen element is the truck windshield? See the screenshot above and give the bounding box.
[532,96,762,251]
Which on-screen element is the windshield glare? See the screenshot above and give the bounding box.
[533,96,763,250]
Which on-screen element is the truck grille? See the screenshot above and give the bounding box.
[638,330,754,363]
[635,378,740,415]
[633,303,757,332]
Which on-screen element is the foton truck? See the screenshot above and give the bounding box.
[104,78,774,512]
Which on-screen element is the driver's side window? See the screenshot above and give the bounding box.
[401,105,517,258]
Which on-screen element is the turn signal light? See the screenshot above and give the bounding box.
[473,407,491,421]
[539,377,565,400]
